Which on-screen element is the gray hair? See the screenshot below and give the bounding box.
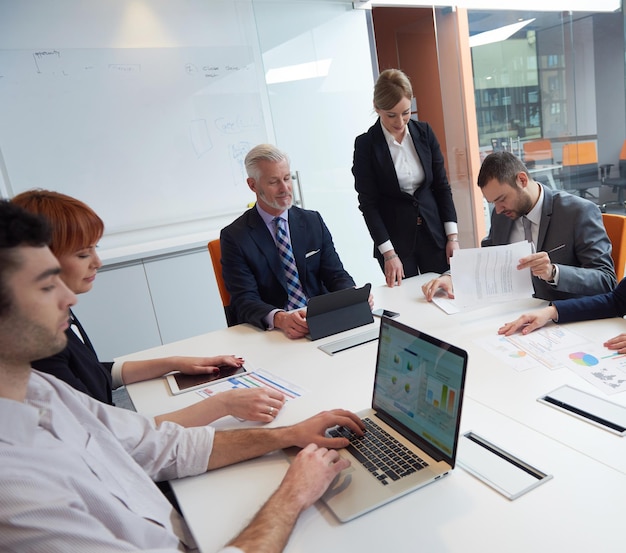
[244,144,290,180]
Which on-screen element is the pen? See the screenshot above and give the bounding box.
[547,244,565,254]
[601,352,626,360]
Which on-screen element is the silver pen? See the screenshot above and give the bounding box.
[547,244,565,254]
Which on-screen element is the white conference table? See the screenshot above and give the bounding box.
[123,275,626,553]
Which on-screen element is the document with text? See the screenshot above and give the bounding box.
[435,241,534,313]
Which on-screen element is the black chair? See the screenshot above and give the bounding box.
[601,140,626,213]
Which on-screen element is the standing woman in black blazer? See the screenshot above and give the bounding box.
[353,68,459,287]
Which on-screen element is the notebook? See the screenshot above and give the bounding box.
[320,316,468,522]
[306,283,373,341]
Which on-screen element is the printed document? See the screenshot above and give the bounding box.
[476,326,626,394]
[434,241,534,313]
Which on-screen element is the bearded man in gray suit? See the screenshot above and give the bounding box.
[422,151,616,302]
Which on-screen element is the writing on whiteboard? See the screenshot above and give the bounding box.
[108,64,141,74]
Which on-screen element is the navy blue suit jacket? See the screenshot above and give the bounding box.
[482,186,616,301]
[555,277,626,323]
[353,119,457,258]
[220,206,356,329]
[31,312,113,405]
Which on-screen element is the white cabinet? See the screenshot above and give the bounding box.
[73,247,226,360]
[144,249,226,345]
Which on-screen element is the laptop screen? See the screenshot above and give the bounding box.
[372,317,467,465]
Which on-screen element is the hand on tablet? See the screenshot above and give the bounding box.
[173,355,245,375]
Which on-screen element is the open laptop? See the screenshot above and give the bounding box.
[320,316,468,522]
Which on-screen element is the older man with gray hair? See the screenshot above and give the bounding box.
[220,143,358,339]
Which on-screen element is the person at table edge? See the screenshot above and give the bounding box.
[499,277,626,353]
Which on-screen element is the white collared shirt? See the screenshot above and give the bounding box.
[0,370,243,553]
[380,122,425,194]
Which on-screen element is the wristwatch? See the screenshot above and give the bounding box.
[547,264,557,283]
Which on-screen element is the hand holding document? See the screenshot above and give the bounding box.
[433,241,534,314]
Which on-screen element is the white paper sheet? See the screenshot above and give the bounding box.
[438,241,534,313]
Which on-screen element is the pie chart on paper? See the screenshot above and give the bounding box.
[568,351,599,367]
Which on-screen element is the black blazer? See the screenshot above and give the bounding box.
[31,312,113,405]
[353,119,458,258]
[555,277,626,324]
[220,206,356,329]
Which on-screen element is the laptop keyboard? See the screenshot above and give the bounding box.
[328,417,429,486]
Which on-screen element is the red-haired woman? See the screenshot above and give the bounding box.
[12,189,285,427]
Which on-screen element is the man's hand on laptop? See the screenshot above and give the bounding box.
[276,443,351,512]
[289,409,365,449]
[274,309,308,339]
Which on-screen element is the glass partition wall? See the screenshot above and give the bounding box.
[469,8,626,209]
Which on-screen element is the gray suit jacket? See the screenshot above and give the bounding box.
[482,186,616,301]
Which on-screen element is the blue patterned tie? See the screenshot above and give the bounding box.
[273,217,308,311]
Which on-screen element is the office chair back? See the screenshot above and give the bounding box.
[560,142,601,198]
[207,239,235,326]
[599,140,626,213]
[523,139,553,166]
[602,213,626,281]
[619,140,626,178]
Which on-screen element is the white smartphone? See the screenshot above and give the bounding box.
[166,365,247,395]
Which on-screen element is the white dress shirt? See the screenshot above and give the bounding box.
[0,370,242,553]
[380,121,425,195]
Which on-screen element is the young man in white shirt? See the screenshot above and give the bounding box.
[0,200,364,553]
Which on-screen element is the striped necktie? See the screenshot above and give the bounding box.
[522,215,533,245]
[273,217,308,311]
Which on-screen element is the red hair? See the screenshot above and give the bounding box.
[11,189,104,257]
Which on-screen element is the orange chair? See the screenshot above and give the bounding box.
[207,239,235,326]
[523,139,553,166]
[602,213,626,281]
[560,142,601,199]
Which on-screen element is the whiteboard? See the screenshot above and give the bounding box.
[0,45,271,234]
